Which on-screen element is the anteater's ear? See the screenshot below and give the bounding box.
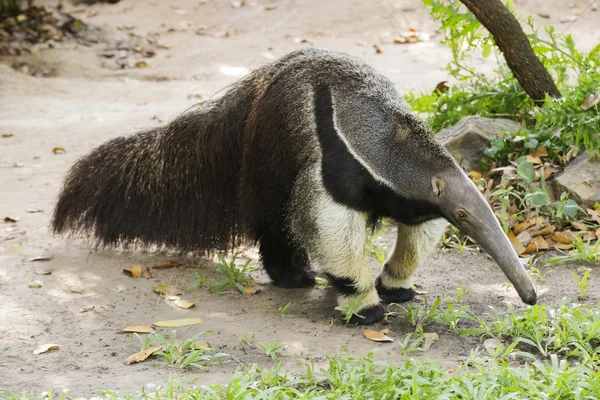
[431,176,445,198]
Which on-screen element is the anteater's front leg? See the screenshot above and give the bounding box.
[376,219,448,303]
[311,195,384,325]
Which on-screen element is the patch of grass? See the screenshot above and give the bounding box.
[546,237,600,266]
[279,302,293,318]
[571,268,592,301]
[256,340,287,363]
[134,331,228,370]
[334,292,368,324]
[210,251,254,294]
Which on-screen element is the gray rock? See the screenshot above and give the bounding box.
[437,116,521,171]
[552,152,600,208]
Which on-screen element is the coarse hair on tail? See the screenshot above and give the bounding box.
[52,73,263,253]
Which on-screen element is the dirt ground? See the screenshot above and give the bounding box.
[1,0,599,396]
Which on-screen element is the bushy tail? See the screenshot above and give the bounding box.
[52,82,257,252]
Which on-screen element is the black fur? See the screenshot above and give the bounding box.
[313,85,440,225]
[375,278,415,303]
[325,274,359,295]
[348,304,386,325]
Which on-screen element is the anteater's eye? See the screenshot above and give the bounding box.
[457,209,468,220]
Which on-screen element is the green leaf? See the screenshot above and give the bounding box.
[516,157,535,184]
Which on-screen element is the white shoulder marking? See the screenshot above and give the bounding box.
[330,107,398,192]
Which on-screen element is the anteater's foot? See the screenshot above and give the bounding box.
[375,278,415,303]
[347,303,386,325]
[272,271,316,289]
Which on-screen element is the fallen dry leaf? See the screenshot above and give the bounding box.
[596,227,600,237]
[123,325,155,334]
[526,155,542,164]
[467,171,483,181]
[231,0,245,8]
[581,94,599,110]
[154,284,182,296]
[552,231,575,245]
[373,44,383,54]
[529,225,555,237]
[422,332,439,352]
[588,209,600,224]
[80,305,97,312]
[514,220,533,235]
[532,146,548,158]
[33,344,60,354]
[123,264,142,279]
[173,299,195,309]
[508,230,526,254]
[125,345,162,365]
[27,208,42,213]
[434,81,449,93]
[3,216,19,223]
[135,61,149,68]
[187,93,203,100]
[52,147,66,154]
[192,342,210,350]
[27,256,52,262]
[143,267,153,279]
[153,318,204,328]
[571,221,588,231]
[152,260,185,269]
[243,286,260,295]
[363,329,394,343]
[68,287,85,294]
[516,230,533,246]
[34,265,52,275]
[28,280,43,288]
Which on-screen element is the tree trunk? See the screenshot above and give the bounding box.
[459,0,561,103]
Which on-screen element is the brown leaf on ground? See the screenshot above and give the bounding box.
[153,318,204,328]
[34,265,52,275]
[532,146,548,158]
[571,221,588,231]
[52,147,66,154]
[529,225,555,238]
[596,227,600,237]
[243,286,260,295]
[143,267,153,279]
[33,344,60,354]
[123,264,142,279]
[552,231,575,244]
[363,329,394,343]
[123,325,154,334]
[516,230,533,246]
[3,216,19,223]
[373,44,383,54]
[525,236,549,253]
[467,171,482,181]
[125,345,162,365]
[27,256,52,262]
[514,220,533,235]
[192,342,210,350]
[173,299,195,309]
[587,209,600,224]
[507,230,526,254]
[526,155,542,164]
[154,284,182,296]
[434,81,449,93]
[152,260,185,269]
[135,61,149,68]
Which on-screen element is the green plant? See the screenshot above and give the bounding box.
[571,269,592,300]
[279,302,293,318]
[396,332,424,356]
[257,340,287,363]
[547,237,600,266]
[409,0,600,159]
[210,251,253,294]
[366,225,390,264]
[238,332,256,348]
[186,271,207,291]
[135,331,227,370]
[334,293,368,323]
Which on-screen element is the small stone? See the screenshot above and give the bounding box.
[437,116,522,171]
[551,152,600,208]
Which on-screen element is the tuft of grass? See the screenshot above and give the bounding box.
[279,302,293,318]
[257,340,287,363]
[134,331,228,370]
[546,236,600,266]
[210,251,254,294]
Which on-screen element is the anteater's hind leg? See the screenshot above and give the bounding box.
[376,219,448,303]
[259,226,316,289]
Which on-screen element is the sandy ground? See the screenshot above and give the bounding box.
[1,0,599,396]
